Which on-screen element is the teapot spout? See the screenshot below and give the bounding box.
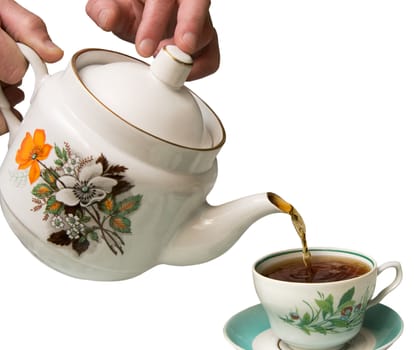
[160,192,282,266]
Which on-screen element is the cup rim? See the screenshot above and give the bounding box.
[253,247,377,286]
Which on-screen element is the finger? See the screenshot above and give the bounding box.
[187,29,220,80]
[3,84,25,107]
[0,108,22,135]
[176,13,216,57]
[157,26,219,80]
[0,82,24,134]
[135,0,177,57]
[0,113,8,135]
[1,1,63,63]
[174,0,211,54]
[0,27,27,83]
[86,0,143,43]
[86,0,120,31]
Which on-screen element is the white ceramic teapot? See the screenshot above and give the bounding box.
[0,44,283,280]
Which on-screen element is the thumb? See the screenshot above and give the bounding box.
[0,1,63,64]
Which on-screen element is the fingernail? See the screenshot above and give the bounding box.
[182,32,197,52]
[98,9,109,28]
[45,40,60,50]
[45,40,63,54]
[138,39,155,57]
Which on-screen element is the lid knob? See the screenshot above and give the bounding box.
[150,45,193,88]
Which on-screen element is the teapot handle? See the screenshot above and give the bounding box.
[0,43,49,146]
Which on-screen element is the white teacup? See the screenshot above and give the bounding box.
[253,248,402,350]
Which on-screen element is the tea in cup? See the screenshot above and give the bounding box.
[253,248,402,350]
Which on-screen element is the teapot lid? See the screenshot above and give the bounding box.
[78,45,213,148]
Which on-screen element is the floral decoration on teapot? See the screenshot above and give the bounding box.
[14,128,143,256]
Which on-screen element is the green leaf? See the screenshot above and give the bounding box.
[339,287,355,309]
[326,294,334,306]
[301,312,311,325]
[315,298,333,316]
[45,196,64,215]
[54,145,64,159]
[338,300,356,312]
[315,293,334,319]
[347,315,363,328]
[98,195,116,214]
[88,231,99,242]
[54,159,64,167]
[40,169,58,189]
[62,148,68,162]
[32,183,54,199]
[330,319,349,328]
[313,325,327,335]
[115,195,143,215]
[80,215,91,223]
[75,208,84,218]
[110,215,131,233]
[54,144,68,161]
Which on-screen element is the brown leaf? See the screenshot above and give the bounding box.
[96,154,109,171]
[106,174,124,181]
[31,204,43,212]
[64,205,81,215]
[32,198,42,204]
[106,165,128,175]
[72,237,90,255]
[64,141,72,158]
[48,231,71,246]
[77,156,93,172]
[112,180,134,196]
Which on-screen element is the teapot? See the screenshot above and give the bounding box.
[0,43,284,281]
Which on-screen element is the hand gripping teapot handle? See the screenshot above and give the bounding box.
[0,43,49,145]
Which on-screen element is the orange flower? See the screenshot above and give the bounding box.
[15,129,52,184]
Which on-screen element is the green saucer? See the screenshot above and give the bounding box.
[224,304,403,350]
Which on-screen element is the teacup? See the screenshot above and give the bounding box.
[253,248,402,350]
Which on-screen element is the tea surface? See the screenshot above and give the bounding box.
[263,255,370,283]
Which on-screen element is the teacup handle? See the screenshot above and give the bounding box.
[367,261,402,309]
[0,43,49,145]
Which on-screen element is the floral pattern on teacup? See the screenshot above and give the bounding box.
[15,129,143,256]
[280,286,371,335]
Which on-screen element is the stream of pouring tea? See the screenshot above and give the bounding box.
[267,192,312,270]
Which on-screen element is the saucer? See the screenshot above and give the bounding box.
[224,304,403,350]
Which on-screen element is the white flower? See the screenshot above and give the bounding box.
[65,213,85,239]
[65,213,81,226]
[50,215,65,229]
[56,162,117,207]
[62,155,80,175]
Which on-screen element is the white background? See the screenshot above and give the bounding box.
[0,1,412,349]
